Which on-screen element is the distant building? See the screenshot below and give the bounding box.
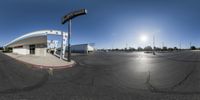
[47,40,59,49]
[70,44,95,53]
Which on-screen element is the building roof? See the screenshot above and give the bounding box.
[71,43,95,47]
[5,30,67,47]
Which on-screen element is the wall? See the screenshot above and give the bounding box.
[24,45,30,54]
[87,45,95,52]
[35,44,47,56]
[13,45,29,55]
[35,48,46,56]
[71,44,87,53]
[13,44,47,56]
[70,44,95,53]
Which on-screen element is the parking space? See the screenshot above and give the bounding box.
[0,51,200,99]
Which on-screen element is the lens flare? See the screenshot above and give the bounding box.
[140,35,148,42]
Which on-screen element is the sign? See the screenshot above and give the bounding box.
[62,32,67,58]
[62,9,87,24]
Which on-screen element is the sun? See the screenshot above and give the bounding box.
[140,35,148,42]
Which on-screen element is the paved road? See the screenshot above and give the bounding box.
[0,51,200,100]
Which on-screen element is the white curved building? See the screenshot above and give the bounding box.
[5,30,68,56]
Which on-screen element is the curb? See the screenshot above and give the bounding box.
[25,61,76,70]
[3,53,76,70]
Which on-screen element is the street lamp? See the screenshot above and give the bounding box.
[62,9,87,62]
[153,35,155,55]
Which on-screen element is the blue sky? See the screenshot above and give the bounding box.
[1,0,200,49]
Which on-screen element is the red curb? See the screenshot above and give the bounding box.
[3,53,76,70]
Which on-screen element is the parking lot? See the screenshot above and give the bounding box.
[0,51,200,100]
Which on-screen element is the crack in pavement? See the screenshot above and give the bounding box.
[0,52,51,94]
[145,51,199,94]
[145,71,157,92]
[145,63,198,94]
[0,71,49,94]
[170,66,196,90]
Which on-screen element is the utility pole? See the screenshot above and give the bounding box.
[153,35,155,55]
[162,42,164,49]
[126,42,128,50]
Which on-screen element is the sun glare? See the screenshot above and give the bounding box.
[140,35,148,42]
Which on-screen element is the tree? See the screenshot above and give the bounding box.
[2,47,12,53]
[191,46,196,50]
[155,47,161,51]
[162,47,168,51]
[0,47,3,50]
[129,47,136,51]
[168,48,173,51]
[174,47,178,50]
[144,46,153,51]
[138,47,143,51]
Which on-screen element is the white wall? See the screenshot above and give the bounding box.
[35,44,47,56]
[13,44,47,56]
[70,44,95,53]
[13,45,29,55]
[87,45,95,51]
[24,45,30,54]
[71,45,87,51]
[35,48,46,56]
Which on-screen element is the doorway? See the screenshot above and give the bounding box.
[30,45,35,54]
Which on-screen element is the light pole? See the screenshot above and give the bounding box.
[179,41,182,51]
[125,42,128,51]
[153,35,155,55]
[62,9,87,62]
[162,42,164,49]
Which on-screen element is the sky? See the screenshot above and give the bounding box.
[1,0,200,49]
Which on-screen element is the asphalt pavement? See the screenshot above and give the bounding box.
[0,51,200,100]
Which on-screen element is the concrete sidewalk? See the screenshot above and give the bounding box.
[4,53,75,69]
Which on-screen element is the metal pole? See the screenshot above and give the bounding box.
[153,35,155,49]
[153,35,155,55]
[162,42,164,49]
[126,42,128,50]
[68,20,71,62]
